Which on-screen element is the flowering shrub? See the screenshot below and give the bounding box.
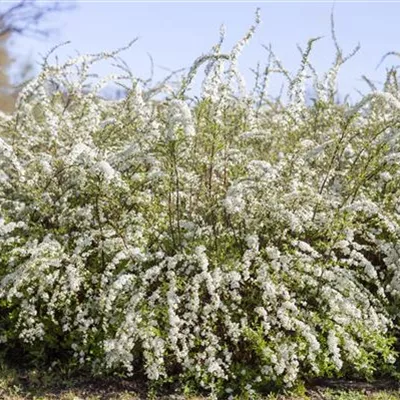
[1,10,400,398]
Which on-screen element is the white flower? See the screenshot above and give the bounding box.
[94,160,118,181]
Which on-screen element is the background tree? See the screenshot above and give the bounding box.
[0,0,73,112]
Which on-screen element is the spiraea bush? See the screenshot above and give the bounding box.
[1,9,400,398]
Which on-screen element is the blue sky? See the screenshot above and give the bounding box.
[6,1,400,100]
